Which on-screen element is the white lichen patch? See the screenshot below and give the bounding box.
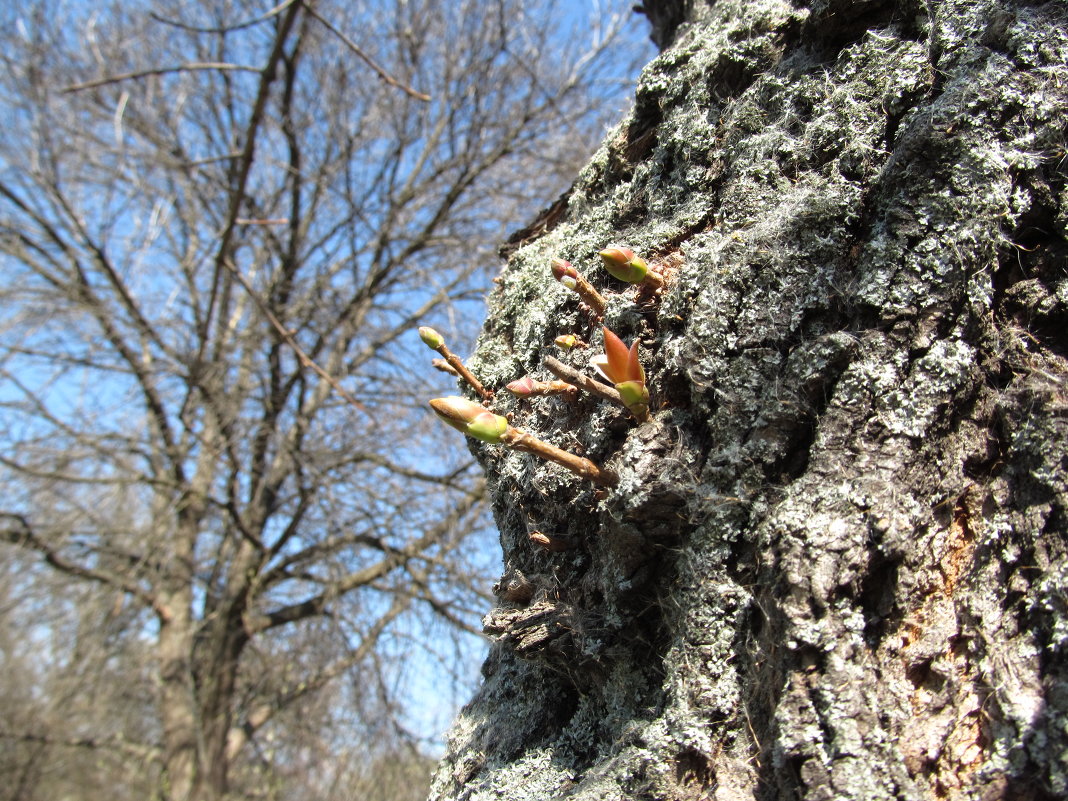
[877,340,976,437]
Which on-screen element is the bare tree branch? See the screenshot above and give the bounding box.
[305,6,430,102]
[149,0,299,35]
[253,481,485,633]
[0,513,165,620]
[228,595,410,760]
[0,730,160,763]
[61,63,261,93]
[221,257,369,416]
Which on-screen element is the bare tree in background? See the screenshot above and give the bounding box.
[0,558,159,801]
[0,0,646,798]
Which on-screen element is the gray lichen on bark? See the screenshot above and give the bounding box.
[430,1,1068,799]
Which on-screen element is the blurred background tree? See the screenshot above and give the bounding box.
[0,1,652,798]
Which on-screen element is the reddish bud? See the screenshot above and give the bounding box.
[550,258,578,282]
[506,376,538,397]
[592,327,649,421]
[599,326,644,385]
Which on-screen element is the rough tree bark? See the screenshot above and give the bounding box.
[428,1,1068,799]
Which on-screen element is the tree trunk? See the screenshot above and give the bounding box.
[430,1,1068,799]
[159,607,199,801]
[157,485,245,801]
[158,608,245,801]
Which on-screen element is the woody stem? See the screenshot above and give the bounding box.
[526,379,579,399]
[501,427,618,487]
[642,270,665,290]
[436,344,492,400]
[543,356,622,405]
[573,275,607,317]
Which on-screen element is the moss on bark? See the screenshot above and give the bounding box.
[430,1,1068,799]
